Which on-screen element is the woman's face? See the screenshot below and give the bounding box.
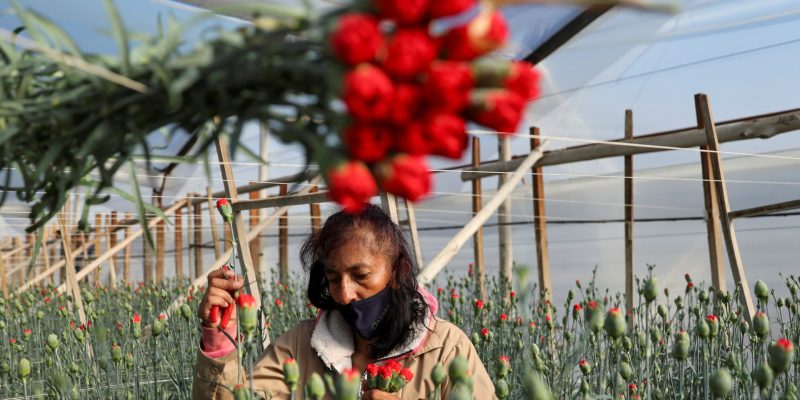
[324,236,392,305]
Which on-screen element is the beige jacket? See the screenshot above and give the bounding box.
[192,295,496,400]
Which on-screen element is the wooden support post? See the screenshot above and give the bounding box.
[94,214,103,286]
[156,204,165,283]
[695,93,754,320]
[404,198,424,270]
[697,107,727,293]
[13,237,21,286]
[531,128,552,300]
[623,112,635,328]
[215,136,262,309]
[142,230,153,283]
[380,192,400,225]
[471,137,487,300]
[249,184,262,284]
[0,236,6,298]
[498,136,513,290]
[193,194,204,279]
[207,187,222,259]
[24,234,32,282]
[309,183,321,234]
[110,211,118,272]
[279,183,289,284]
[105,215,118,288]
[175,205,184,280]
[124,213,132,283]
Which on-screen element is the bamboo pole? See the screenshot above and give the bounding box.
[215,136,261,308]
[156,199,165,282]
[695,93,754,320]
[0,236,7,298]
[279,183,289,284]
[698,110,726,293]
[233,191,331,211]
[730,199,800,219]
[57,213,87,324]
[404,199,424,270]
[497,136,513,290]
[13,237,21,286]
[624,112,635,328]
[471,137,487,300]
[175,205,184,280]
[531,128,552,300]
[249,185,262,284]
[380,192,400,225]
[207,188,222,259]
[418,141,548,286]
[110,211,118,274]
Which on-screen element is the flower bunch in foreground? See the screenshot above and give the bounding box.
[324,0,540,212]
[366,359,414,393]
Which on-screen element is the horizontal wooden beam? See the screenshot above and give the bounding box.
[189,170,317,207]
[232,191,330,212]
[730,199,800,219]
[461,107,800,181]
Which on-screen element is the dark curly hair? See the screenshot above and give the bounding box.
[300,204,429,359]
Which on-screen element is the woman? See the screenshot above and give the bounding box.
[193,205,495,399]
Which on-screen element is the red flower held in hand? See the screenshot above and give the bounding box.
[344,124,393,163]
[422,61,474,113]
[367,363,379,377]
[470,89,526,135]
[381,28,438,81]
[376,154,431,202]
[379,365,393,379]
[429,0,475,18]
[424,113,468,159]
[330,13,383,65]
[376,0,428,24]
[326,161,378,213]
[442,9,508,61]
[399,368,414,381]
[343,64,395,122]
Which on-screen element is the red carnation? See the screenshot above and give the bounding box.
[393,122,429,155]
[499,313,508,321]
[399,368,414,381]
[428,0,476,18]
[474,299,485,310]
[481,327,489,337]
[441,10,508,61]
[424,113,468,158]
[326,161,378,213]
[376,154,431,201]
[386,359,403,372]
[422,61,474,113]
[376,0,428,24]
[237,293,257,309]
[132,313,141,324]
[389,84,423,126]
[470,89,526,135]
[776,337,794,351]
[505,61,540,100]
[344,124,393,163]
[343,64,395,122]
[381,28,438,81]
[379,365,393,379]
[330,13,383,65]
[367,363,379,377]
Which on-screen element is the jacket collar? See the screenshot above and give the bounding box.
[309,287,440,373]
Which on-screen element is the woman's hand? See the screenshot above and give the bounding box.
[198,267,244,328]
[361,390,400,400]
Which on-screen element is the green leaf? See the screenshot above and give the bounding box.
[127,161,155,250]
[104,185,171,226]
[26,226,44,279]
[102,0,131,75]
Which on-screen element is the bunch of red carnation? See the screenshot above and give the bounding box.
[325,0,540,212]
[366,359,414,393]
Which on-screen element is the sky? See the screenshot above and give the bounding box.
[2,0,800,302]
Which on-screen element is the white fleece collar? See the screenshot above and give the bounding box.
[310,289,437,374]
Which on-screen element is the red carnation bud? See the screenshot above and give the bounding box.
[325,161,378,213]
[237,293,257,309]
[344,124,393,163]
[376,0,428,24]
[131,313,141,324]
[441,9,508,61]
[469,89,526,135]
[343,64,395,122]
[505,61,540,100]
[422,61,474,113]
[330,13,383,65]
[381,28,438,81]
[481,327,489,337]
[429,0,476,18]
[376,154,431,202]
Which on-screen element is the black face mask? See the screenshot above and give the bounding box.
[337,287,392,340]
